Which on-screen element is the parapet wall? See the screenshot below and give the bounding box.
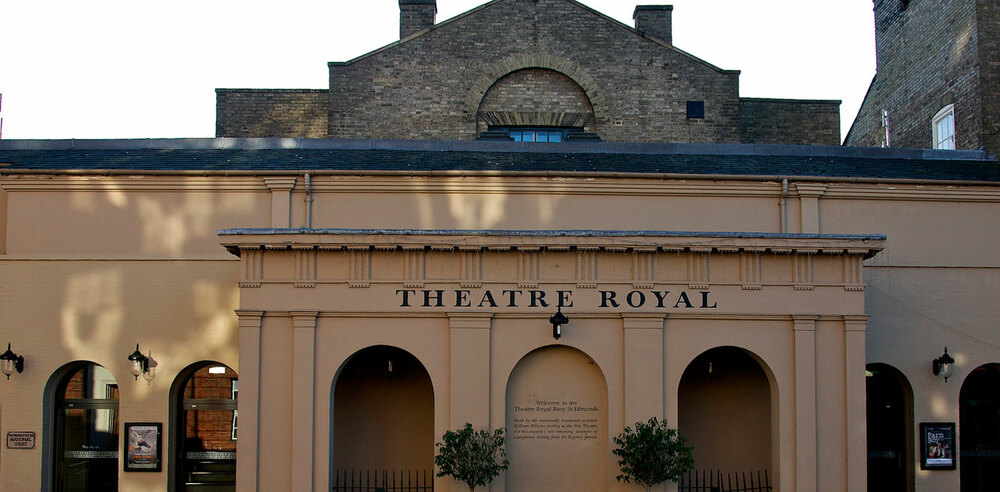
[216,89,328,138]
[739,98,841,146]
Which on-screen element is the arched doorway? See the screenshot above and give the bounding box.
[960,363,1000,492]
[171,362,238,491]
[865,363,914,492]
[331,345,435,488]
[50,362,119,492]
[678,347,773,485]
[505,345,608,491]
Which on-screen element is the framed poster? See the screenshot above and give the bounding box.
[124,422,162,472]
[920,422,956,470]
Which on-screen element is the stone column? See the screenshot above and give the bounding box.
[235,310,264,492]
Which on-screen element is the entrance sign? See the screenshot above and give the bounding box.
[396,288,717,310]
[506,346,608,491]
[920,422,956,470]
[6,431,35,449]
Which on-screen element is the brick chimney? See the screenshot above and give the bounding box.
[399,0,437,39]
[633,5,673,45]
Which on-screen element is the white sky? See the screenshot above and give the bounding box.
[0,0,876,141]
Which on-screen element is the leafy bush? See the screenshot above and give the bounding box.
[434,423,509,491]
[612,417,694,491]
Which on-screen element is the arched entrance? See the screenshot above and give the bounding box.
[865,363,913,492]
[505,345,608,491]
[331,345,434,488]
[678,347,773,484]
[170,362,238,491]
[49,362,119,492]
[960,363,1000,492]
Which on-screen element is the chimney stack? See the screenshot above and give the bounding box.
[399,0,437,39]
[633,5,673,45]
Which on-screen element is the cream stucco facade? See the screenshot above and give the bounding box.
[0,138,997,492]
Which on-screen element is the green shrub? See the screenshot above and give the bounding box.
[612,417,694,491]
[434,423,509,491]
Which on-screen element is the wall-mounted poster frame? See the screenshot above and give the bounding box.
[124,422,162,472]
[920,422,956,470]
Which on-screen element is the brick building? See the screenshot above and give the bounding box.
[845,0,1000,154]
[216,0,841,145]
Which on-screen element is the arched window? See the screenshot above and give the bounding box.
[476,68,599,141]
[932,104,956,150]
[51,362,119,492]
[171,363,238,492]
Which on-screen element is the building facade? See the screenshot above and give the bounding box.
[1,2,999,492]
[216,0,841,145]
[845,0,1000,154]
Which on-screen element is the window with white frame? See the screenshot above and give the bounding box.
[932,104,956,150]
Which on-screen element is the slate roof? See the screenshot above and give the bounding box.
[1,138,998,182]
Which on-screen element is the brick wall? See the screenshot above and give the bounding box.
[219,0,842,145]
[216,89,327,138]
[328,0,743,143]
[739,98,842,145]
[845,0,984,150]
[976,0,1000,154]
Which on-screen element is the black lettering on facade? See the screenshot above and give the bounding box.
[396,289,416,307]
[423,289,445,307]
[557,290,574,308]
[455,290,471,307]
[626,290,646,308]
[529,290,549,308]
[478,290,498,308]
[652,291,671,308]
[600,290,620,308]
[502,290,523,307]
[674,291,694,309]
[700,291,717,309]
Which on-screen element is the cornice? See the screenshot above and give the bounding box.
[219,229,885,259]
[0,175,266,192]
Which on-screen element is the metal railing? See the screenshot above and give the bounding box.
[679,469,772,492]
[332,469,433,492]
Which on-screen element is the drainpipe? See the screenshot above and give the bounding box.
[780,178,788,233]
[304,173,313,229]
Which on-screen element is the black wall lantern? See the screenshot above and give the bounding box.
[128,343,151,381]
[549,309,569,340]
[0,343,24,379]
[933,347,955,382]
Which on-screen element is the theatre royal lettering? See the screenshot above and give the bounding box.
[395,288,718,310]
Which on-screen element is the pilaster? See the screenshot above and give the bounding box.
[844,316,868,492]
[263,177,297,228]
[448,312,493,428]
[290,311,318,492]
[235,310,264,492]
[795,183,827,233]
[794,315,819,492]
[623,314,665,425]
